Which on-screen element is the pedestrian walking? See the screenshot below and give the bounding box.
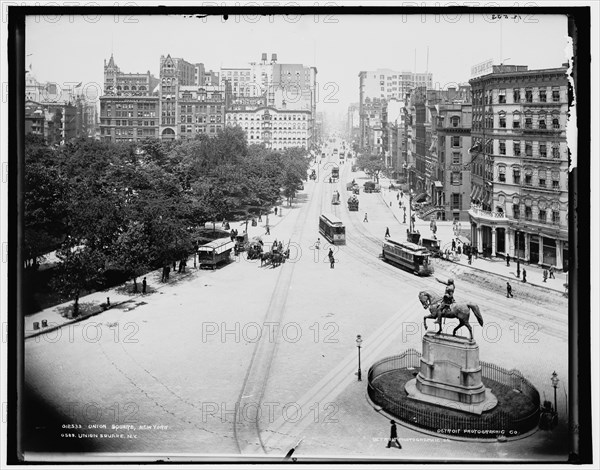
[506,253,511,267]
[142,277,147,294]
[397,193,400,200]
[506,281,513,298]
[403,214,407,224]
[265,225,270,235]
[386,420,402,449]
[451,239,456,251]
[363,213,368,222]
[275,207,278,216]
[522,268,527,283]
[468,253,472,265]
[328,248,335,269]
[161,266,168,282]
[543,269,548,282]
[385,227,390,238]
[315,237,321,250]
[549,265,555,279]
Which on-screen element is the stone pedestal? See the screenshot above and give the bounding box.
[405,332,497,415]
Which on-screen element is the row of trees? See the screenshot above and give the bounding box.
[24,128,310,315]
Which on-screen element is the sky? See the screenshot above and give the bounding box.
[25,12,571,121]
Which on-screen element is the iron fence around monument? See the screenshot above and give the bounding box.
[367,350,541,438]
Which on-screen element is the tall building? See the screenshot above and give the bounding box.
[428,86,473,221]
[100,54,160,142]
[468,64,569,270]
[222,53,318,149]
[359,69,432,152]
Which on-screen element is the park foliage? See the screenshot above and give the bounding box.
[24,129,310,315]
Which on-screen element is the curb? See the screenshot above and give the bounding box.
[25,270,197,340]
[374,185,565,296]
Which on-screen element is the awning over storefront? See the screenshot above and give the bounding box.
[434,181,443,188]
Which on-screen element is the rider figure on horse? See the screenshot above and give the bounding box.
[435,277,455,325]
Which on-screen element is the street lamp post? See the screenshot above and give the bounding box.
[551,371,559,416]
[356,335,363,381]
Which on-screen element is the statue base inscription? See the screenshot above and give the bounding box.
[405,332,498,415]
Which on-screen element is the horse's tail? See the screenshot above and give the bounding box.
[468,303,484,326]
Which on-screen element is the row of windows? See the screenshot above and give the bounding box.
[227,114,307,121]
[498,140,561,158]
[474,87,562,105]
[179,125,221,133]
[498,167,561,187]
[512,206,561,224]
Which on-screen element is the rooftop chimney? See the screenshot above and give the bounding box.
[261,53,267,64]
[272,53,278,63]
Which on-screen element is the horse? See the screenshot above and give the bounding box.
[271,252,284,268]
[418,291,484,341]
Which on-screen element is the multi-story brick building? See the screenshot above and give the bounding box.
[225,107,311,151]
[100,54,160,142]
[429,93,473,221]
[468,64,569,269]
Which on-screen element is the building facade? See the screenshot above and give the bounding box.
[100,54,160,142]
[225,107,311,151]
[468,65,569,270]
[359,69,432,151]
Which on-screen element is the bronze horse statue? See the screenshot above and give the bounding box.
[418,291,484,341]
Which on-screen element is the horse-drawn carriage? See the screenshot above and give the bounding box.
[258,241,290,268]
[332,190,341,205]
[347,195,359,211]
[246,238,264,260]
[309,169,317,180]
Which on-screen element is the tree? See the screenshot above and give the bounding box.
[51,243,106,317]
[108,221,152,293]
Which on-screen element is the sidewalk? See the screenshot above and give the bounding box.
[375,174,568,295]
[25,203,296,340]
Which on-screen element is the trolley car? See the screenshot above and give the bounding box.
[319,213,346,245]
[197,237,235,270]
[381,237,433,276]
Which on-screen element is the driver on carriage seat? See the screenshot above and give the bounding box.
[435,278,455,325]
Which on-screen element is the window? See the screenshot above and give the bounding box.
[552,143,560,159]
[552,88,560,102]
[499,141,506,155]
[525,142,532,157]
[513,112,521,128]
[539,88,547,102]
[451,171,462,185]
[451,116,460,128]
[498,166,506,182]
[552,211,560,224]
[451,193,460,209]
[513,168,521,184]
[498,89,506,103]
[552,116,560,129]
[513,204,520,219]
[539,209,547,222]
[513,141,521,156]
[525,116,532,129]
[452,152,461,164]
[525,88,533,103]
[525,174,532,186]
[499,116,506,128]
[513,88,521,102]
[538,169,546,187]
[452,136,460,147]
[525,206,532,220]
[539,143,547,158]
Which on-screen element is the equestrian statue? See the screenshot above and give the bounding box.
[418,277,484,340]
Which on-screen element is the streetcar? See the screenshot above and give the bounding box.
[319,213,346,245]
[381,237,434,276]
[331,166,339,182]
[198,237,235,270]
